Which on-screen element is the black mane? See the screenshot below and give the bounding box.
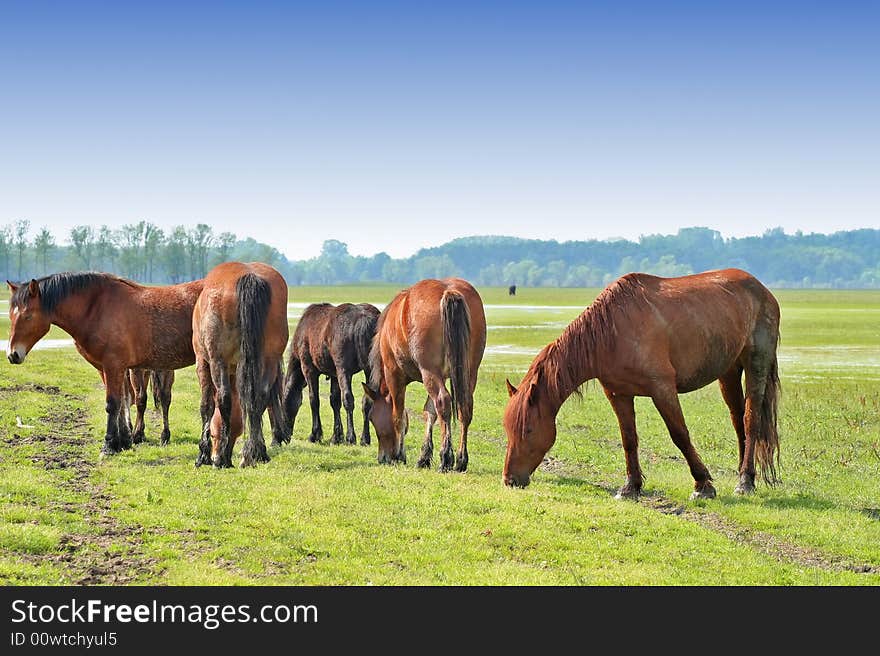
[10,272,136,313]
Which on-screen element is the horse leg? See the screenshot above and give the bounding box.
[740,354,773,494]
[423,373,453,472]
[117,372,134,450]
[603,388,643,499]
[418,396,436,469]
[195,355,215,466]
[329,376,344,444]
[158,371,173,446]
[240,358,274,467]
[100,367,127,456]
[453,390,473,473]
[337,367,357,445]
[386,375,408,464]
[281,355,304,443]
[719,366,751,493]
[211,362,234,468]
[360,369,372,446]
[267,362,288,447]
[303,362,323,443]
[130,370,147,444]
[651,384,715,500]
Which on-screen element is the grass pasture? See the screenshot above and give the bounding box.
[0,284,878,585]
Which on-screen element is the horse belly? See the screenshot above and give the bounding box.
[671,335,741,393]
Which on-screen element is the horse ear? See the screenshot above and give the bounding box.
[361,382,376,401]
[526,380,541,406]
[28,279,39,297]
[505,378,518,397]
[6,280,18,293]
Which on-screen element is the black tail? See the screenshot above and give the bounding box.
[756,355,781,485]
[440,290,470,424]
[236,273,272,438]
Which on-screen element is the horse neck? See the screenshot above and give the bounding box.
[49,286,107,338]
[535,320,599,410]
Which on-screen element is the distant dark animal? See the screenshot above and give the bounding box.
[283,302,380,446]
[128,369,175,445]
[502,268,781,499]
[192,262,288,468]
[6,272,204,456]
[363,278,487,472]
[509,284,517,296]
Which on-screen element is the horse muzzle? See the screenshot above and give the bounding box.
[503,472,531,488]
[6,347,25,365]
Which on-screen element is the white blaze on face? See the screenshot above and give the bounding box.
[7,305,26,362]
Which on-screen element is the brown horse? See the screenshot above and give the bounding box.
[283,302,380,445]
[363,278,486,471]
[6,273,204,455]
[502,268,780,499]
[192,262,288,468]
[128,369,175,445]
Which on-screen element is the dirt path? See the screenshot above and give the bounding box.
[2,383,158,584]
[539,454,879,575]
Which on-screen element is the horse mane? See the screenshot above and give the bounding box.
[11,271,139,314]
[368,308,387,392]
[514,273,649,413]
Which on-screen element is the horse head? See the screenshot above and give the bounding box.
[362,382,408,464]
[501,375,557,488]
[6,280,51,365]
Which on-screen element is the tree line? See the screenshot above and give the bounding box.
[2,222,879,288]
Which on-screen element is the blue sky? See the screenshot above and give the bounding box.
[1,1,877,260]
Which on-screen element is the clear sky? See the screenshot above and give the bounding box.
[1,1,877,260]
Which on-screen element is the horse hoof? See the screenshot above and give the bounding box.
[454,455,468,472]
[691,484,717,500]
[614,487,640,501]
[417,458,431,469]
[308,433,322,444]
[734,482,755,495]
[160,430,171,446]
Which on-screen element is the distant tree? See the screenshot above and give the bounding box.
[95,225,117,272]
[13,219,30,279]
[0,225,12,279]
[187,224,214,278]
[143,223,164,282]
[69,225,95,270]
[33,227,55,275]
[215,231,236,265]
[163,226,189,283]
[116,222,146,279]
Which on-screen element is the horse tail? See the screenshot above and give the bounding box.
[755,354,781,485]
[236,273,272,436]
[441,289,471,424]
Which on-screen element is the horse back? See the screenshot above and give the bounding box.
[597,269,779,393]
[376,278,485,383]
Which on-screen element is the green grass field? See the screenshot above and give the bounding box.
[1,284,878,585]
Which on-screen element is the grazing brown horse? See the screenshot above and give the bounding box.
[283,302,380,445]
[502,268,780,499]
[363,278,486,472]
[6,273,204,455]
[192,262,288,468]
[128,369,175,445]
